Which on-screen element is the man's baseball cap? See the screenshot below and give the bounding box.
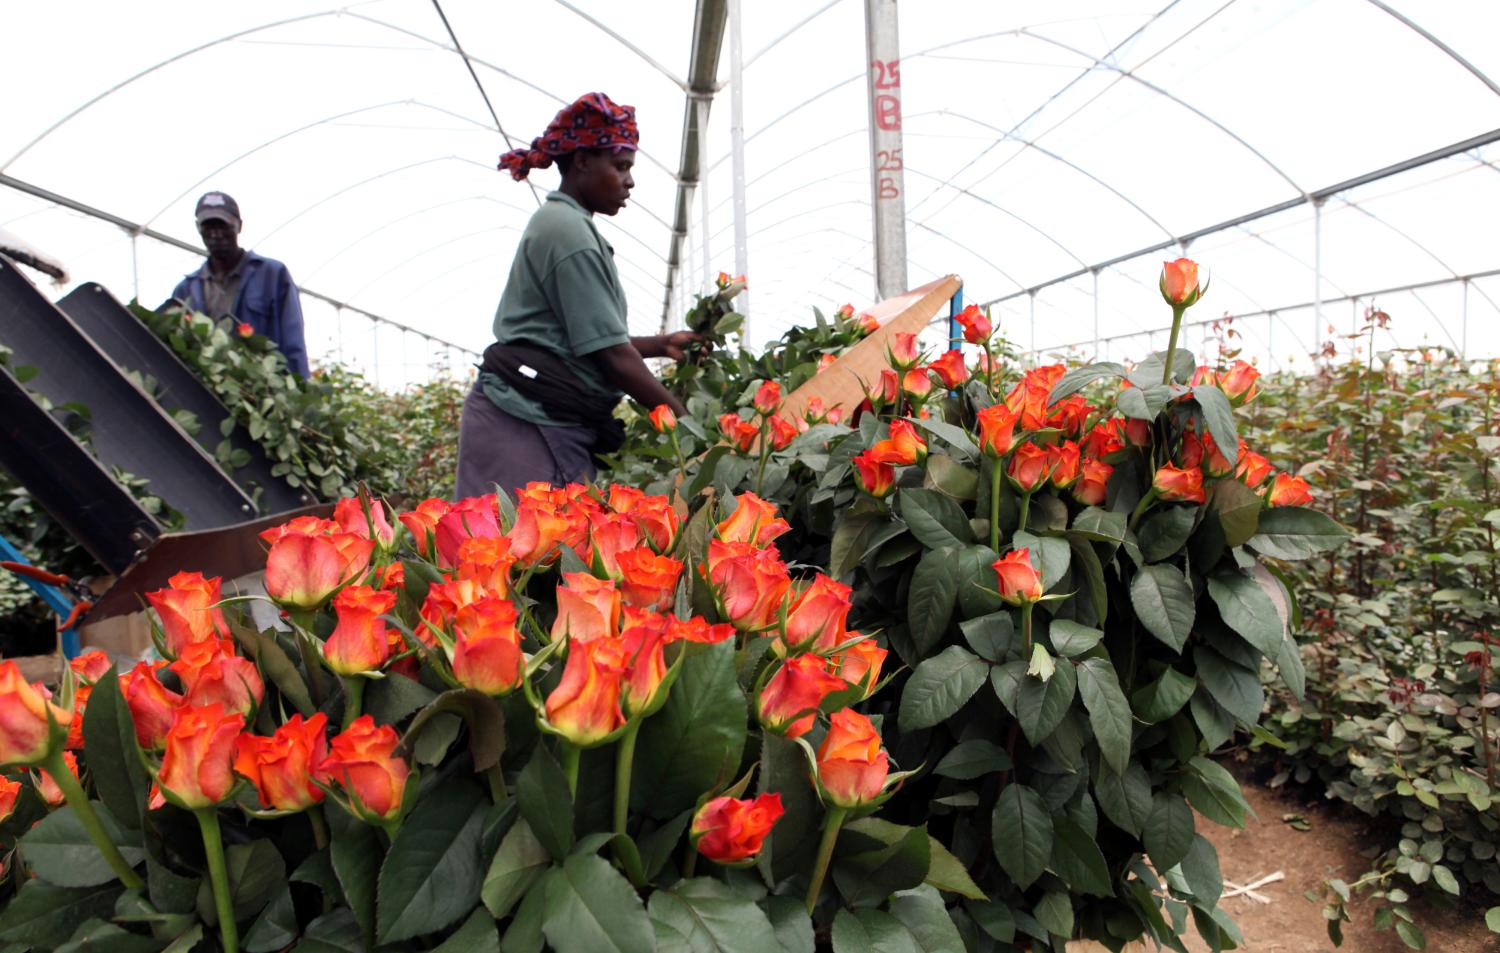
[195,191,241,228]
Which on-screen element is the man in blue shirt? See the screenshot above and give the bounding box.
[171,192,309,377]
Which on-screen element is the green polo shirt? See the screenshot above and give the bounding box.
[483,191,631,426]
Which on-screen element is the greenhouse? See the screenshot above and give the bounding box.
[0,1,1498,951]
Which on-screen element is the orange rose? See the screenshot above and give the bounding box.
[757,654,847,738]
[69,650,113,685]
[817,354,838,372]
[451,597,524,696]
[852,451,895,499]
[719,413,759,453]
[1160,257,1202,307]
[170,638,264,716]
[0,660,72,766]
[1081,420,1125,460]
[1201,433,1236,479]
[552,573,622,643]
[955,304,992,344]
[928,349,968,389]
[324,586,397,675]
[1045,394,1092,439]
[435,496,503,568]
[783,574,852,654]
[869,419,928,467]
[620,617,671,716]
[649,404,677,432]
[266,531,375,611]
[1124,418,1152,448]
[753,381,782,415]
[455,536,514,595]
[857,312,880,334]
[0,776,21,822]
[706,539,791,632]
[877,369,900,405]
[902,368,934,402]
[1004,365,1065,431]
[419,578,490,645]
[1235,448,1274,488]
[544,637,628,746]
[121,661,183,751]
[769,415,799,451]
[1153,462,1206,503]
[64,683,91,750]
[1265,473,1314,507]
[589,511,643,579]
[1177,429,1205,469]
[333,496,396,549]
[993,549,1044,605]
[815,709,890,808]
[157,703,245,808]
[318,714,410,823]
[1071,458,1113,506]
[616,547,682,613]
[398,498,451,559]
[234,712,328,812]
[1047,441,1082,490]
[509,497,580,568]
[833,637,888,698]
[236,322,254,338]
[717,493,791,548]
[146,571,231,657]
[609,487,679,552]
[1218,360,1260,406]
[1007,442,1053,493]
[886,332,921,371]
[666,616,736,644]
[35,750,79,807]
[691,793,784,864]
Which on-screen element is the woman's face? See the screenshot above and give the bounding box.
[573,149,636,216]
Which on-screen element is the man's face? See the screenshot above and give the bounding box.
[198,217,240,258]
[575,150,635,216]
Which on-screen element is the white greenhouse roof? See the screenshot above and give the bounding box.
[2,0,1498,385]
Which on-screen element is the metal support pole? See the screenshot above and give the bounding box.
[864,0,908,301]
[1462,278,1470,358]
[1313,198,1323,355]
[947,286,964,353]
[727,0,750,336]
[1091,268,1100,359]
[129,230,140,303]
[699,96,713,294]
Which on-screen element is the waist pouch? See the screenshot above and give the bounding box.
[480,342,625,455]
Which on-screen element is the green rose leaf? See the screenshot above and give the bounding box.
[80,668,147,831]
[1207,571,1286,659]
[830,908,923,953]
[1181,757,1249,829]
[1246,506,1350,560]
[899,646,989,731]
[1129,564,1196,652]
[908,547,960,658]
[1050,816,1112,896]
[1210,479,1262,548]
[519,745,576,860]
[890,884,969,950]
[835,818,932,909]
[1077,658,1133,774]
[935,739,1012,780]
[1131,667,1197,724]
[1049,619,1103,658]
[1144,793,1195,873]
[541,853,656,953]
[992,784,1051,890]
[376,781,489,943]
[1048,362,1127,404]
[0,880,123,949]
[1191,384,1239,465]
[1015,656,1076,745]
[483,820,552,920]
[19,802,145,888]
[900,488,974,549]
[1138,506,1196,563]
[1093,760,1153,837]
[645,878,782,953]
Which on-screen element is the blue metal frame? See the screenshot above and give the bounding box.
[947,286,965,352]
[0,534,79,658]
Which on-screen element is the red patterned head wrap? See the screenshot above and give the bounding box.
[498,92,639,181]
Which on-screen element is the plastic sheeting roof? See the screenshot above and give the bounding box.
[2,0,1498,384]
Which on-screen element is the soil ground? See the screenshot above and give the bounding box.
[1178,766,1497,953]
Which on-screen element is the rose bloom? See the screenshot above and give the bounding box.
[877,368,900,405]
[869,419,927,467]
[955,303,992,344]
[977,404,1021,458]
[1071,458,1113,506]
[835,304,855,320]
[0,776,21,824]
[1007,443,1053,493]
[610,490,678,553]
[783,574,853,654]
[816,709,890,809]
[826,406,844,425]
[64,683,91,750]
[265,530,375,611]
[170,638,264,716]
[551,572,622,643]
[856,312,880,334]
[768,415,799,451]
[455,535,516,595]
[1047,441,1082,489]
[706,539,791,632]
[803,396,829,424]
[397,498,451,560]
[817,353,838,372]
[852,451,895,499]
[234,712,329,812]
[1177,429,1205,469]
[1219,360,1260,405]
[318,715,410,822]
[1045,394,1092,439]
[1153,462,1206,503]
[157,703,246,809]
[719,413,759,453]
[753,380,782,415]
[667,616,736,645]
[588,511,642,580]
[1235,448,1274,489]
[833,638,888,697]
[1124,418,1152,448]
[620,618,671,716]
[419,578,490,644]
[324,585,397,676]
[757,654,847,738]
[69,650,113,685]
[1201,433,1236,479]
[451,598,525,696]
[544,638,628,746]
[333,496,396,549]
[35,750,79,807]
[901,367,934,402]
[993,549,1044,605]
[616,547,683,613]
[691,793,784,864]
[435,496,503,568]
[145,571,231,657]
[649,404,677,432]
[1160,257,1202,306]
[718,492,791,548]
[1081,420,1125,460]
[886,332,921,371]
[509,497,581,567]
[121,661,182,751]
[1004,365,1066,431]
[1266,473,1314,507]
[236,322,254,338]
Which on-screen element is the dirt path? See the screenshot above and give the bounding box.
[1180,771,1497,953]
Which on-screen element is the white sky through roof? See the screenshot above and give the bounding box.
[2,0,1498,386]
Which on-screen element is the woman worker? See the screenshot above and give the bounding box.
[455,92,700,498]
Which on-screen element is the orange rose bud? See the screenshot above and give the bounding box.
[870,419,928,467]
[757,654,847,738]
[146,571,231,657]
[325,586,397,676]
[319,714,410,823]
[691,793,784,864]
[1265,473,1314,507]
[455,535,514,595]
[266,531,375,611]
[1234,448,1274,488]
[835,304,855,320]
[955,304,992,344]
[1160,257,1203,307]
[753,380,782,415]
[1007,442,1053,493]
[419,577,489,645]
[158,702,246,809]
[1177,429,1205,469]
[977,403,1021,458]
[170,638,264,716]
[666,616,736,644]
[236,322,254,338]
[717,492,792,548]
[333,496,397,549]
[35,750,79,807]
[993,549,1044,605]
[1218,360,1260,406]
[64,683,91,751]
[649,404,677,432]
[901,367,934,402]
[609,488,679,553]
[510,497,580,567]
[857,312,880,334]
[816,709,891,808]
[817,353,838,372]
[620,618,671,716]
[451,598,525,696]
[589,511,642,580]
[1082,420,1126,460]
[1153,462,1206,503]
[852,451,896,499]
[932,350,969,389]
[706,540,791,632]
[877,369,900,405]
[616,547,682,613]
[1201,433,1236,479]
[0,776,21,823]
[552,572,621,643]
[234,712,329,812]
[69,650,113,685]
[1071,458,1113,506]
[783,574,853,654]
[398,498,451,559]
[1047,441,1082,490]
[1125,418,1152,448]
[0,660,73,766]
[769,415,799,451]
[719,413,759,453]
[544,637,628,746]
[887,332,921,371]
[121,661,183,751]
[1044,394,1091,439]
[833,637,888,698]
[435,496,503,568]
